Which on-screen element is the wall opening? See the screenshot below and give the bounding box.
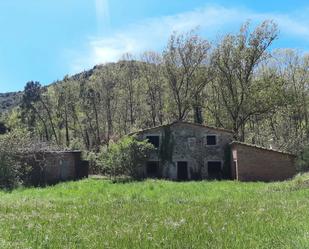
[177,161,188,181]
[146,135,160,148]
[208,161,222,179]
[146,161,160,178]
[206,135,217,145]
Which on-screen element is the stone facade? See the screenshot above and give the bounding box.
[135,121,234,180]
[29,151,89,186]
[230,142,296,181]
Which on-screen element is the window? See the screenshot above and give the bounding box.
[146,161,159,178]
[207,161,222,179]
[146,135,160,148]
[206,135,217,145]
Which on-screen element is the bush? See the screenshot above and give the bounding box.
[84,151,102,175]
[99,136,154,180]
[297,146,309,172]
[0,130,32,189]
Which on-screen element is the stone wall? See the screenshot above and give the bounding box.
[29,151,88,186]
[231,142,296,181]
[136,122,234,180]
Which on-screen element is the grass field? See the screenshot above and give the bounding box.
[0,175,309,249]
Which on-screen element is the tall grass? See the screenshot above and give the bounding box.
[0,174,309,248]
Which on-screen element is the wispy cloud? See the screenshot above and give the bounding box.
[95,0,110,35]
[67,4,309,73]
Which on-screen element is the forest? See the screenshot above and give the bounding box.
[1,20,308,169]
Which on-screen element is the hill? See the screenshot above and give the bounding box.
[0,64,101,113]
[0,175,309,248]
[0,91,22,113]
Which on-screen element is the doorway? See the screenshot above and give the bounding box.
[177,161,188,180]
[207,161,222,179]
[146,161,159,178]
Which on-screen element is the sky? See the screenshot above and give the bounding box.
[0,0,308,93]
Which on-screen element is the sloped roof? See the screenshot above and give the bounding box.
[230,141,296,157]
[129,121,234,135]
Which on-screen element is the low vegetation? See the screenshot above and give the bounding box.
[0,130,31,189]
[0,175,309,248]
[99,135,154,179]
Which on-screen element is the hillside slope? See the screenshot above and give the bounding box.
[0,91,22,113]
[0,65,100,113]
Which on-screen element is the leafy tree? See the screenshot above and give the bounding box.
[163,30,211,121]
[21,81,58,143]
[140,51,166,126]
[212,20,279,140]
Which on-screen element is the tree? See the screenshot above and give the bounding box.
[140,51,165,126]
[91,63,118,144]
[21,81,50,141]
[212,20,279,140]
[163,30,211,121]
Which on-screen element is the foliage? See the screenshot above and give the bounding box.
[0,177,309,248]
[296,146,309,172]
[163,30,211,121]
[99,136,154,180]
[0,130,32,189]
[84,150,102,175]
[0,20,308,157]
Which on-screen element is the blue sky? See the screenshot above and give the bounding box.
[0,0,308,93]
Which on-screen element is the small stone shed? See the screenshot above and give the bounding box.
[28,151,89,186]
[133,121,296,181]
[230,142,296,182]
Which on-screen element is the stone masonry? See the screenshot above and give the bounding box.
[134,121,234,180]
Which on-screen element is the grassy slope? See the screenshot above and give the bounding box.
[0,176,309,249]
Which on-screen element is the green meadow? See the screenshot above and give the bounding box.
[0,175,309,249]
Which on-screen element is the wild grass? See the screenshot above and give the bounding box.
[0,174,309,248]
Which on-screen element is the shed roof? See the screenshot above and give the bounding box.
[230,141,296,157]
[129,121,234,135]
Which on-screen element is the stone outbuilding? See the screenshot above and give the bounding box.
[133,121,296,181]
[27,151,89,186]
[230,142,296,182]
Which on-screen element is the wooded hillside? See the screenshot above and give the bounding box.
[1,21,308,159]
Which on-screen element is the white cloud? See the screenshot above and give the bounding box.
[68,4,309,74]
[95,0,110,35]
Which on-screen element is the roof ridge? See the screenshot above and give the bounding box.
[128,121,233,135]
[230,141,296,156]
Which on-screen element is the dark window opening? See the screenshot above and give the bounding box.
[207,135,217,145]
[177,161,188,181]
[146,161,159,178]
[208,161,222,179]
[146,135,160,148]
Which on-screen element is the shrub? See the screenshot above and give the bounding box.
[0,130,32,189]
[84,151,102,175]
[99,136,154,180]
[297,146,309,172]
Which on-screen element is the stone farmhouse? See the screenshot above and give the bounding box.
[133,121,296,181]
